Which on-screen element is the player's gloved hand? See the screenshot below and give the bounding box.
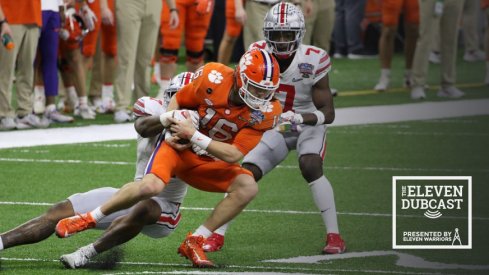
[280,110,304,124]
[275,121,302,133]
[80,4,97,31]
[195,0,213,15]
[159,110,175,127]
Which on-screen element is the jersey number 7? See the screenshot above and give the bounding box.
[276,84,296,112]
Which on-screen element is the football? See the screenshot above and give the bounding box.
[170,110,199,144]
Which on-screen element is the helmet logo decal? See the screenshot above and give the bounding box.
[239,52,253,72]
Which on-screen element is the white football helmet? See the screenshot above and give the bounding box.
[263,2,305,58]
[163,72,194,106]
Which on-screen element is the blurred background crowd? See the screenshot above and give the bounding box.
[0,0,488,130]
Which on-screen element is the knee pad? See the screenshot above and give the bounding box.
[159,48,178,64]
[186,50,204,65]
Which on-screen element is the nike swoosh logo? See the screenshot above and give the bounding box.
[292,78,303,82]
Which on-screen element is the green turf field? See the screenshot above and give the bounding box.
[1,53,488,274]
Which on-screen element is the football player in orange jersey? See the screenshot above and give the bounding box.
[55,48,282,268]
[204,2,345,255]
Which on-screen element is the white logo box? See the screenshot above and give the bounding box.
[392,176,472,249]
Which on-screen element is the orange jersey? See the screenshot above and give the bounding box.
[381,0,419,26]
[148,62,281,193]
[80,0,101,57]
[0,0,42,26]
[176,62,282,155]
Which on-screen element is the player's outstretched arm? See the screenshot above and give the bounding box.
[134,116,165,138]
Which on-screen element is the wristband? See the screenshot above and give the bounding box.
[294,113,304,124]
[313,110,325,125]
[170,8,179,13]
[190,130,212,150]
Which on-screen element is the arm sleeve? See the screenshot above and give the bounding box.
[313,50,331,85]
[232,127,264,155]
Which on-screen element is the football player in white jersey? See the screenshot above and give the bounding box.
[0,72,193,269]
[203,2,346,254]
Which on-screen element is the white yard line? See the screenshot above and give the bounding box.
[1,99,488,149]
[1,157,488,174]
[0,257,455,275]
[0,200,487,221]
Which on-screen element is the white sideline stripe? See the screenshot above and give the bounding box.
[1,157,488,174]
[0,257,453,275]
[1,200,487,221]
[1,99,488,149]
[264,251,489,270]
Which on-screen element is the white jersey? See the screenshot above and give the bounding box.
[132,97,188,204]
[249,41,331,113]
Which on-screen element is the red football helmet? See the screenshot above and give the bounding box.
[59,8,89,44]
[236,48,280,111]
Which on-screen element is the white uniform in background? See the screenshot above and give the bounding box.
[243,41,332,173]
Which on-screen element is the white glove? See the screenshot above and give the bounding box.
[65,7,77,31]
[80,4,97,31]
[280,110,303,124]
[159,110,174,127]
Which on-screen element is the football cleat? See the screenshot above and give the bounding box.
[60,250,89,269]
[323,233,346,254]
[178,233,215,268]
[55,213,96,238]
[202,233,224,252]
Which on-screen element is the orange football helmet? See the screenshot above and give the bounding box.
[236,48,280,111]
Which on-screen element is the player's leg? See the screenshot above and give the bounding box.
[99,10,117,113]
[296,125,345,254]
[55,143,178,237]
[65,48,96,119]
[59,199,162,269]
[184,3,212,72]
[204,130,290,252]
[217,0,242,65]
[0,201,74,250]
[402,0,420,88]
[178,173,257,268]
[374,0,400,91]
[159,1,185,93]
